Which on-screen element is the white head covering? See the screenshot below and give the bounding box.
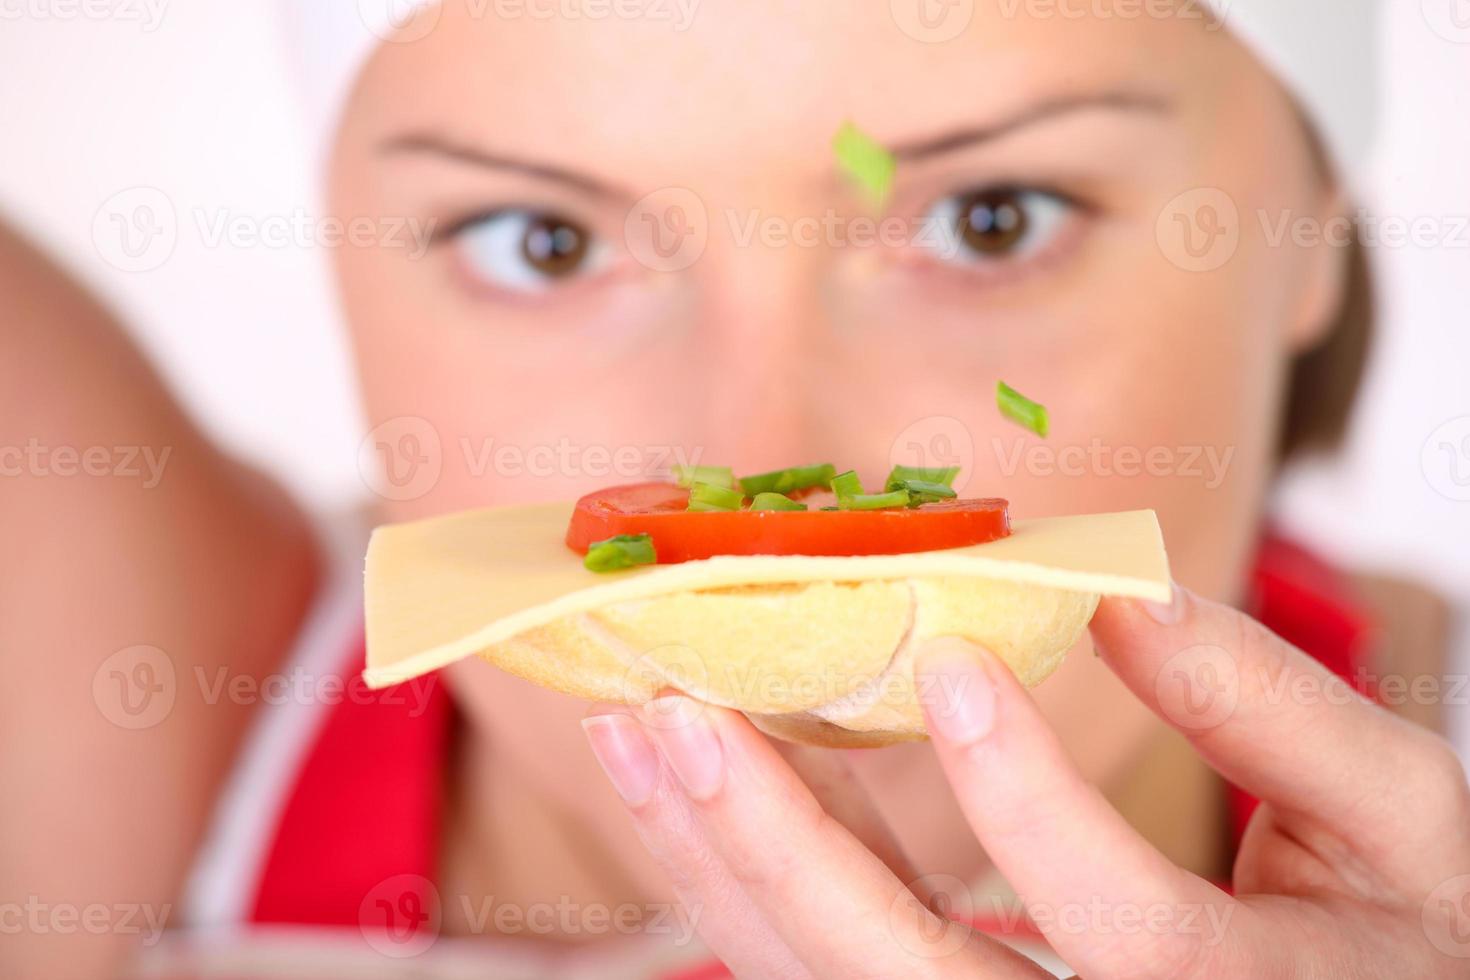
[1203,0,1380,187]
[279,0,1381,188]
[275,0,442,169]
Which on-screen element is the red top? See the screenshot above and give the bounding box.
[247,533,1373,970]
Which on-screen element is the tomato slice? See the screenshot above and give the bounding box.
[565,482,1010,563]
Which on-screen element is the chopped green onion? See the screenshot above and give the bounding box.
[584,534,656,573]
[820,506,840,512]
[845,489,911,511]
[884,464,960,490]
[749,492,808,512]
[833,121,896,208]
[687,481,744,512]
[739,463,837,496]
[673,464,735,490]
[829,470,864,503]
[997,381,1049,437]
[891,479,958,506]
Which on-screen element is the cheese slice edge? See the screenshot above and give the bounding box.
[363,503,1171,689]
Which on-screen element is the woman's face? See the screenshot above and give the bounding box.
[331,0,1345,824]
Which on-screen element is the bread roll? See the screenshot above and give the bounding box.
[477,576,1098,747]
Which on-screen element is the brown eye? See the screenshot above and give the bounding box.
[457,209,607,293]
[522,214,591,277]
[921,187,1071,266]
[957,189,1029,255]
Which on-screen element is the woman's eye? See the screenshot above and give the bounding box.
[454,209,609,293]
[919,188,1072,265]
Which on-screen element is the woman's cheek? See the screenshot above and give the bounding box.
[341,234,713,517]
[861,271,1280,604]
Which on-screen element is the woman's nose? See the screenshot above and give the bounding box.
[688,244,830,470]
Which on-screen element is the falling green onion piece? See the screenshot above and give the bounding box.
[749,492,809,512]
[833,121,896,208]
[884,464,960,490]
[845,489,911,511]
[739,463,837,497]
[829,469,864,503]
[584,534,656,573]
[687,481,744,512]
[673,464,736,490]
[891,479,958,506]
[997,381,1050,438]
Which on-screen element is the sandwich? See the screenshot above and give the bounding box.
[363,461,1171,748]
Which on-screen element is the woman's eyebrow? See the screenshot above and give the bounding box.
[378,132,628,199]
[890,91,1174,161]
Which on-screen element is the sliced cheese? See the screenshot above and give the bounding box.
[363,504,1171,689]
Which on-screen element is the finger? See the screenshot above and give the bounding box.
[1090,585,1470,882]
[582,706,811,980]
[637,695,1048,979]
[916,638,1234,980]
[770,741,930,902]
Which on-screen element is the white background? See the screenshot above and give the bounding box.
[1,3,1467,748]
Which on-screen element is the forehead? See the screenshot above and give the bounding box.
[351,0,1236,176]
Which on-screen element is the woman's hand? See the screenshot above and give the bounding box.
[581,585,1470,978]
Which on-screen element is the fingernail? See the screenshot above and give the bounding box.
[1142,582,1183,625]
[916,641,997,745]
[582,713,660,806]
[642,696,724,801]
